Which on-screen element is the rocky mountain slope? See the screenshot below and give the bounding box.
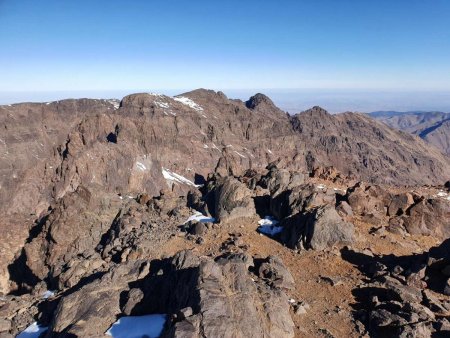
[1,90,450,337]
[371,111,450,155]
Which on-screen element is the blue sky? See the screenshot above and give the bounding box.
[1,0,450,111]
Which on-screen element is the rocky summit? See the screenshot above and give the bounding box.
[1,89,450,338]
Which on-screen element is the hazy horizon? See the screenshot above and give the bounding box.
[1,89,450,114]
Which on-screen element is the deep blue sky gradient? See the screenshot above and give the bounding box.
[1,0,450,110]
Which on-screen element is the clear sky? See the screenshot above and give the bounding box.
[1,0,450,111]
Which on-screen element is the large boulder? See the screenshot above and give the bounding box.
[259,166,305,196]
[401,198,450,238]
[270,183,336,220]
[44,250,295,338]
[213,177,256,223]
[346,183,391,217]
[280,204,354,250]
[159,251,295,338]
[387,192,415,216]
[48,260,149,337]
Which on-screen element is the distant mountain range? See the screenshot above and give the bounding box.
[370,110,450,155]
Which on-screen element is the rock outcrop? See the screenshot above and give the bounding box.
[280,205,355,250]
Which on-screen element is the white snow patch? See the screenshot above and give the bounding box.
[316,184,326,190]
[202,114,207,118]
[106,314,167,338]
[211,143,221,151]
[434,190,450,202]
[45,102,51,105]
[184,211,215,224]
[106,99,120,109]
[148,92,164,97]
[155,101,170,109]
[173,96,203,111]
[136,162,147,171]
[42,290,55,299]
[233,151,246,158]
[267,149,273,154]
[162,168,201,187]
[170,111,177,116]
[203,144,209,149]
[257,216,283,236]
[17,322,48,338]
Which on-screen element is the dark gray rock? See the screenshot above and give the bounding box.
[213,177,256,223]
[280,205,354,250]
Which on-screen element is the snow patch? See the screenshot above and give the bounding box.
[155,101,169,109]
[267,149,273,154]
[106,314,167,338]
[184,211,216,224]
[257,216,283,236]
[173,96,203,111]
[434,190,450,202]
[162,168,201,187]
[136,162,147,171]
[316,184,326,190]
[233,150,246,158]
[42,290,55,299]
[203,144,209,149]
[105,99,120,109]
[17,322,48,338]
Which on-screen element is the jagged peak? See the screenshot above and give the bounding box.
[177,88,228,100]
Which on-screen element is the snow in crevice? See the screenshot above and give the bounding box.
[203,144,209,149]
[136,162,147,171]
[267,149,273,154]
[42,290,56,299]
[316,184,326,190]
[257,216,283,236]
[106,314,167,338]
[162,168,201,187]
[233,150,246,158]
[173,96,203,111]
[184,211,216,224]
[17,322,48,338]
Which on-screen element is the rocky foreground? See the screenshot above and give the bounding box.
[1,90,450,337]
[0,164,449,337]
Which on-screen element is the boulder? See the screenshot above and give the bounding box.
[346,183,391,218]
[213,177,256,223]
[280,205,354,250]
[270,183,336,220]
[401,198,450,238]
[388,192,414,216]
